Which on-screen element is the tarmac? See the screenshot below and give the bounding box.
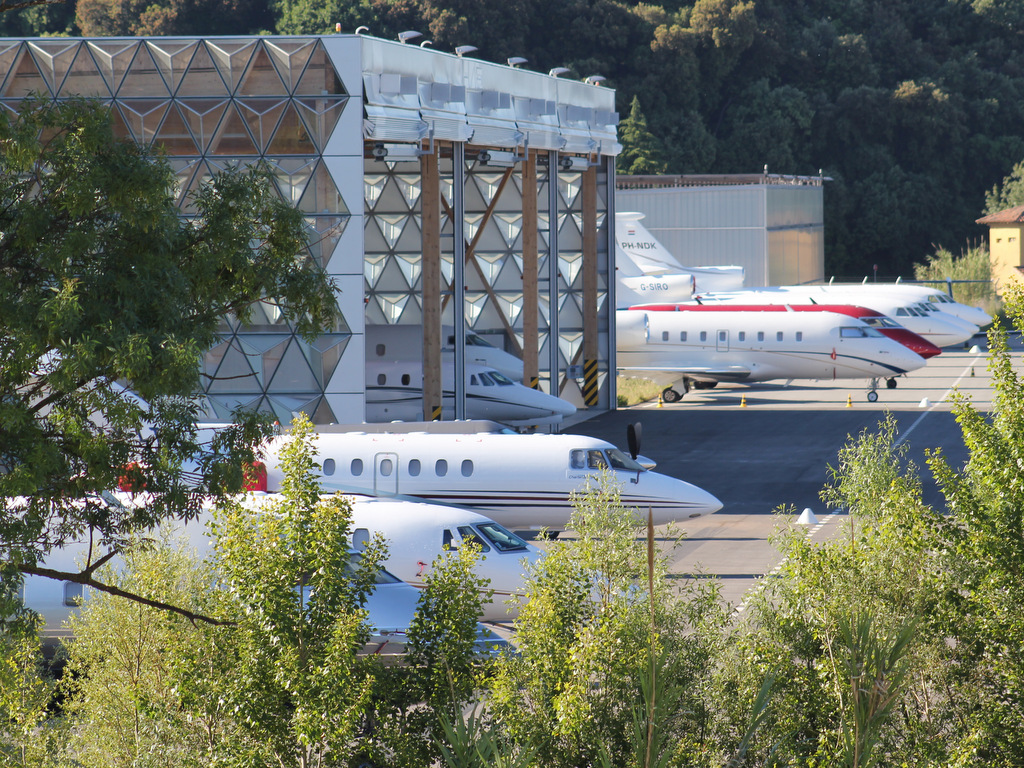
[556,332,1017,611]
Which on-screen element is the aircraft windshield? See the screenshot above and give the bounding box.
[840,326,884,338]
[863,316,901,329]
[466,334,494,347]
[605,448,646,473]
[475,522,529,552]
[487,371,515,386]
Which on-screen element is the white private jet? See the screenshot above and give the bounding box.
[367,324,525,381]
[253,421,723,533]
[365,360,576,427]
[616,304,928,402]
[693,286,980,347]
[820,281,992,330]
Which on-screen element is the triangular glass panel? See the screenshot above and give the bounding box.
[364,296,387,325]
[85,40,139,98]
[177,43,228,97]
[464,293,490,327]
[207,394,264,421]
[268,157,315,206]
[0,41,24,96]
[238,43,286,97]
[267,101,318,156]
[363,219,389,257]
[307,216,348,271]
[146,39,199,97]
[264,38,316,94]
[372,175,414,213]
[178,99,229,154]
[394,174,422,209]
[207,338,261,394]
[463,213,484,245]
[206,39,258,95]
[311,398,337,425]
[296,162,344,215]
[374,257,415,293]
[472,252,505,286]
[375,293,412,324]
[463,176,487,212]
[559,214,583,251]
[26,40,79,97]
[295,97,347,152]
[364,174,387,210]
[107,103,132,141]
[293,41,345,96]
[116,43,170,99]
[473,219,508,252]
[538,212,550,249]
[257,337,290,384]
[494,292,524,327]
[558,251,584,289]
[558,332,583,368]
[472,172,508,208]
[244,298,288,331]
[363,253,387,289]
[237,97,287,153]
[492,212,523,248]
[376,214,409,250]
[395,254,422,289]
[156,104,201,157]
[559,172,582,208]
[116,100,169,146]
[311,335,350,388]
[203,339,230,386]
[440,177,454,208]
[175,159,219,213]
[209,102,259,156]
[440,254,454,284]
[265,394,311,422]
[60,43,110,98]
[268,340,319,393]
[394,215,422,252]
[3,46,49,97]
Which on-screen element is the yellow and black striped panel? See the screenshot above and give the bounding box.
[583,359,599,406]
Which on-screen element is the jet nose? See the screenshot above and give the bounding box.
[685,482,724,518]
[889,329,942,359]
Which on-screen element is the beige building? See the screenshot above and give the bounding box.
[976,205,1024,295]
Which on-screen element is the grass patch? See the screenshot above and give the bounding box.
[616,376,662,406]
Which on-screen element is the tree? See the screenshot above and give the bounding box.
[984,159,1024,214]
[618,96,668,175]
[0,98,338,625]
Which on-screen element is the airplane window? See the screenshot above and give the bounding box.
[489,371,515,386]
[680,331,687,342]
[840,327,881,338]
[435,459,448,477]
[352,528,370,549]
[476,522,529,552]
[570,449,587,469]
[470,374,479,385]
[351,458,363,476]
[458,526,491,552]
[796,332,803,341]
[757,332,765,341]
[375,343,386,356]
[461,459,473,477]
[63,582,84,607]
[896,308,908,316]
[322,458,336,476]
[443,529,454,549]
[346,553,401,584]
[718,331,727,342]
[588,450,607,469]
[377,373,386,385]
[379,458,393,476]
[738,332,745,341]
[479,373,496,386]
[777,332,784,341]
[466,334,495,347]
[408,459,421,476]
[605,448,644,473]
[401,374,410,385]
[662,331,669,341]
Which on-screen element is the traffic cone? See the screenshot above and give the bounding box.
[657,392,663,408]
[740,395,747,408]
[846,394,853,408]
[971,367,975,377]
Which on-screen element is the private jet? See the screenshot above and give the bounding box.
[367,324,525,381]
[616,304,928,402]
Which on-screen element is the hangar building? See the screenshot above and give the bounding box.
[0,34,620,423]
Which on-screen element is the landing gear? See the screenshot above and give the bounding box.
[691,380,719,390]
[867,390,879,402]
[661,387,682,403]
[886,377,898,389]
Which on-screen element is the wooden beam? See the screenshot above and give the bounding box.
[421,144,442,420]
[521,150,539,388]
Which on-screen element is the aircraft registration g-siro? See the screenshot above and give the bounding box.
[255,421,723,533]
[617,304,928,402]
[365,360,576,427]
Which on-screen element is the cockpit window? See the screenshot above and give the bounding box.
[466,333,495,347]
[457,526,491,552]
[605,448,645,473]
[479,373,495,386]
[587,450,607,469]
[895,308,908,316]
[840,326,883,338]
[475,522,528,552]
[488,371,515,386]
[863,316,900,328]
[570,449,586,469]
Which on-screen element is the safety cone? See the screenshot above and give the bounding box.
[657,393,663,408]
[971,367,975,377]
[740,395,747,408]
[846,394,853,408]
[796,507,819,525]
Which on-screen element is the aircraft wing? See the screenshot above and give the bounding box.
[616,364,753,387]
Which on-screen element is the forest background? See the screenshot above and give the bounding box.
[6,0,1024,279]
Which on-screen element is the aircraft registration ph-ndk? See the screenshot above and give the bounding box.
[365,360,576,427]
[617,304,928,402]
[254,420,723,533]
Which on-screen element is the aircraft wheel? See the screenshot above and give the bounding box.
[886,377,898,389]
[867,390,879,402]
[661,387,682,403]
[692,381,719,390]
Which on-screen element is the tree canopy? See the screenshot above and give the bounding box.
[0,99,338,618]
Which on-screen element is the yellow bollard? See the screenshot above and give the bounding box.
[971,367,975,377]
[740,395,747,408]
[657,392,663,408]
[846,394,853,408]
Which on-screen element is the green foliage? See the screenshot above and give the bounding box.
[619,96,668,175]
[487,473,728,767]
[0,622,62,768]
[914,243,997,312]
[984,159,1024,214]
[0,98,337,621]
[75,0,272,36]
